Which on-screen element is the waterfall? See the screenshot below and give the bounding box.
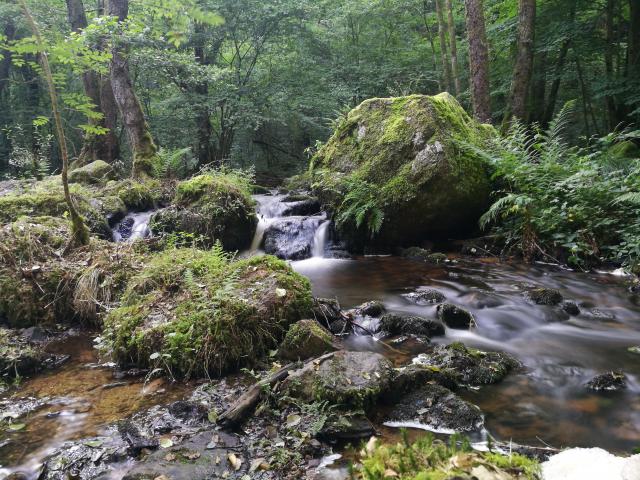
[113,210,156,242]
[312,220,330,258]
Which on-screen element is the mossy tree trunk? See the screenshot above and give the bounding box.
[503,0,535,126]
[18,0,90,247]
[464,0,491,123]
[107,0,157,178]
[65,0,120,165]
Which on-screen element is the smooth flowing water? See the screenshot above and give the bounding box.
[112,210,156,242]
[293,255,640,452]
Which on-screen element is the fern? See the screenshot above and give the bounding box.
[336,179,385,239]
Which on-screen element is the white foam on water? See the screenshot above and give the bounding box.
[542,448,640,480]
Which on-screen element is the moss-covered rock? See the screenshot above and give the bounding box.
[103,249,312,378]
[281,350,394,410]
[69,160,115,185]
[279,319,338,361]
[311,93,493,249]
[149,173,257,251]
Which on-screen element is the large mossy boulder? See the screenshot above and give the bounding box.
[311,93,494,249]
[69,160,115,185]
[103,250,313,378]
[149,173,257,251]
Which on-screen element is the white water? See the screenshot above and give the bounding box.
[246,192,331,259]
[112,210,156,242]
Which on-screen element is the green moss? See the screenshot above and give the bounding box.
[103,248,312,378]
[116,180,160,211]
[355,433,541,480]
[68,160,114,185]
[279,319,335,360]
[151,172,257,251]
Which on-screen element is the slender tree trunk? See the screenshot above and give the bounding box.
[435,0,453,92]
[193,25,214,167]
[107,0,157,178]
[0,20,14,102]
[421,0,441,91]
[504,0,536,125]
[18,0,89,246]
[464,0,491,122]
[66,0,119,164]
[445,0,461,95]
[604,0,618,130]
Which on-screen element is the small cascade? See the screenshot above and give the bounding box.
[312,220,331,258]
[246,191,333,260]
[113,210,156,242]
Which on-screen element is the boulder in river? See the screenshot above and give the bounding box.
[378,313,445,338]
[149,173,257,251]
[279,320,338,361]
[385,383,484,433]
[586,371,627,391]
[103,251,312,378]
[281,350,394,410]
[525,287,564,306]
[281,197,321,216]
[0,328,69,378]
[263,216,325,260]
[436,303,475,329]
[561,300,581,316]
[311,297,343,326]
[413,342,520,385]
[311,93,494,250]
[351,300,386,317]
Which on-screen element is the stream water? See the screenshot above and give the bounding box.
[1,192,639,477]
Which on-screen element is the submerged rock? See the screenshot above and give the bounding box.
[311,93,493,249]
[378,313,445,338]
[149,173,257,251]
[281,350,394,410]
[561,300,581,316]
[402,288,446,305]
[586,371,627,391]
[525,287,564,306]
[263,216,325,260]
[279,320,338,361]
[413,342,520,386]
[385,383,483,433]
[436,303,475,329]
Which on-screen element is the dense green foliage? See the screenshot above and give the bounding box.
[1,0,638,182]
[475,104,640,269]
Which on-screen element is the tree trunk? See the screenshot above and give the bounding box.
[630,0,640,74]
[464,0,491,123]
[435,0,453,92]
[0,20,14,102]
[445,0,461,95]
[421,0,441,91]
[193,25,214,168]
[107,0,157,178]
[504,0,536,125]
[529,50,546,124]
[604,0,618,130]
[66,0,119,164]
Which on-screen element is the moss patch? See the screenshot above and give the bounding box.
[150,172,257,251]
[355,433,541,479]
[103,248,312,378]
[279,319,337,361]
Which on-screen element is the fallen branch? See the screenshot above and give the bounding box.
[218,352,336,427]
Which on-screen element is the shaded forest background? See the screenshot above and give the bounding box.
[0,0,639,183]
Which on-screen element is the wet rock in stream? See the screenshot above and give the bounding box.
[525,287,564,306]
[281,350,394,410]
[350,300,386,318]
[263,217,325,260]
[378,313,445,338]
[435,303,475,329]
[561,300,581,316]
[413,342,520,386]
[312,298,343,328]
[385,383,484,433]
[281,197,321,217]
[279,319,339,361]
[0,328,69,379]
[586,371,627,391]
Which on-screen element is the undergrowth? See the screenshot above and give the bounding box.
[468,102,640,270]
